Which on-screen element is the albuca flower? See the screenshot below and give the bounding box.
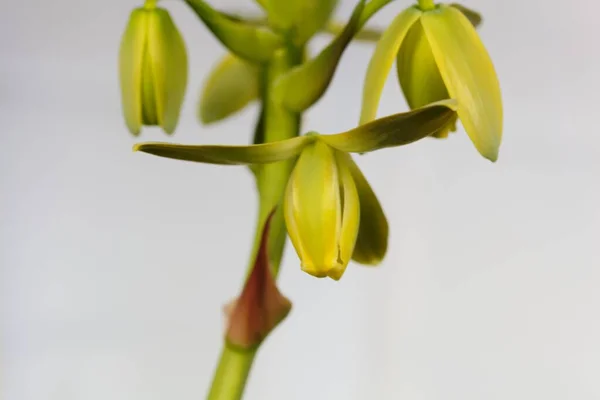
[132,100,458,279]
[119,3,188,135]
[361,2,502,161]
[284,140,360,280]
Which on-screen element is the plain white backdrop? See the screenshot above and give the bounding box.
[2,0,599,399]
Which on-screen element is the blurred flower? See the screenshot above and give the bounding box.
[119,3,188,135]
[361,3,502,161]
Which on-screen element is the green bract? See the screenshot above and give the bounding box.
[134,100,458,279]
[361,3,503,162]
[119,5,188,135]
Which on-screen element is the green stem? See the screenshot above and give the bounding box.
[417,0,436,11]
[359,0,396,27]
[207,47,302,400]
[144,0,158,8]
[208,348,257,400]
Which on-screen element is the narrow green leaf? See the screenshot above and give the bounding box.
[450,3,482,28]
[134,135,312,165]
[273,0,365,112]
[321,100,458,153]
[421,5,502,161]
[342,154,388,265]
[184,0,283,63]
[359,6,421,124]
[199,53,260,124]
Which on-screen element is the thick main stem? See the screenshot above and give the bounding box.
[207,47,302,400]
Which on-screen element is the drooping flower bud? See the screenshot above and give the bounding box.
[284,139,360,280]
[361,3,503,161]
[119,3,188,135]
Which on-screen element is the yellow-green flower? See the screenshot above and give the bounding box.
[283,140,359,280]
[119,3,188,135]
[132,100,458,279]
[361,3,502,161]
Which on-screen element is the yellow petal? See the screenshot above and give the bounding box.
[395,19,456,139]
[119,8,148,136]
[199,53,260,124]
[329,152,360,280]
[359,6,421,124]
[421,5,503,161]
[284,141,341,278]
[147,8,188,134]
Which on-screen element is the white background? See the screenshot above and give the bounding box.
[2,0,599,399]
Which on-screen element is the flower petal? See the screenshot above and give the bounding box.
[359,6,421,124]
[321,100,458,153]
[272,0,365,112]
[284,141,341,278]
[119,8,148,136]
[199,53,260,124]
[396,20,456,139]
[330,152,360,280]
[343,154,388,265]
[421,5,502,161]
[184,0,283,63]
[134,135,311,165]
[147,8,188,134]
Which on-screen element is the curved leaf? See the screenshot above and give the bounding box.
[199,53,260,124]
[273,0,365,112]
[421,5,502,161]
[184,0,283,63]
[134,135,311,165]
[321,100,458,153]
[343,154,388,265]
[359,6,421,124]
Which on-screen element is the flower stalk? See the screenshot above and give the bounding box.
[207,46,302,400]
[418,0,435,11]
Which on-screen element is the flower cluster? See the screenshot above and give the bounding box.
[119,0,502,281]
